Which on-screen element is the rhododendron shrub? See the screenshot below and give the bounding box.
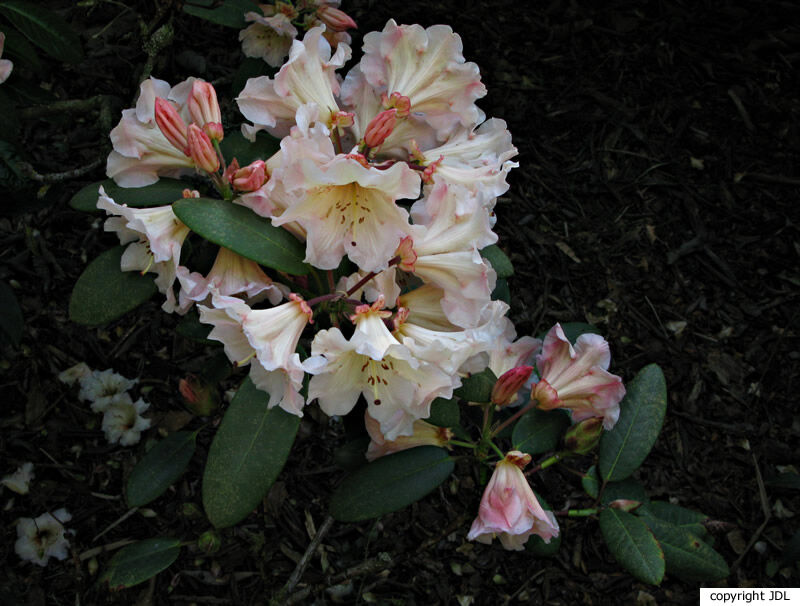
[67,14,728,591]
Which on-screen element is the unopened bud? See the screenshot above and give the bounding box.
[491,365,534,407]
[187,124,220,173]
[182,188,200,199]
[188,81,223,138]
[316,5,357,32]
[203,122,224,142]
[563,417,603,454]
[232,160,267,192]
[223,158,240,184]
[179,374,219,416]
[154,97,189,155]
[608,499,641,512]
[381,91,411,118]
[197,530,222,555]
[363,108,397,150]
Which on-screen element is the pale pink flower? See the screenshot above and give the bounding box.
[101,393,151,446]
[0,32,14,84]
[531,324,626,429]
[15,509,72,566]
[467,451,559,550]
[364,412,452,461]
[240,11,298,68]
[77,367,138,413]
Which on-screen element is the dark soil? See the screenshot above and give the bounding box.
[1,0,799,604]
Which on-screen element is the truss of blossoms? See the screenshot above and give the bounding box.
[64,12,728,591]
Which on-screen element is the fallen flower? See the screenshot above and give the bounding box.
[15,509,72,566]
[1,462,34,495]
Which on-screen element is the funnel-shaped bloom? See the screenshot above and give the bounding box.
[532,324,625,429]
[101,393,151,445]
[240,10,298,68]
[364,412,452,461]
[467,451,559,550]
[15,509,72,566]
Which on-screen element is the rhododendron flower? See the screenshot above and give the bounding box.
[0,32,13,84]
[101,393,151,445]
[467,451,559,550]
[364,412,452,461]
[198,292,313,416]
[240,8,299,68]
[15,509,72,566]
[77,368,138,412]
[1,462,34,495]
[57,362,92,386]
[531,324,626,429]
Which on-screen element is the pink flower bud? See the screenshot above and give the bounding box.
[223,158,240,184]
[154,97,189,155]
[203,122,224,142]
[563,417,603,454]
[187,124,220,173]
[363,109,397,150]
[491,365,534,407]
[179,375,219,416]
[316,5,357,32]
[232,160,267,192]
[608,499,642,512]
[188,81,223,139]
[182,188,200,199]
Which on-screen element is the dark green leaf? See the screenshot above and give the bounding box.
[598,364,667,482]
[0,281,23,346]
[203,377,300,528]
[99,538,181,590]
[642,501,709,541]
[69,246,157,326]
[599,508,665,585]
[425,397,460,428]
[232,57,273,97]
[641,516,728,582]
[176,308,213,343]
[0,1,83,64]
[582,465,600,499]
[526,491,561,557]
[219,130,280,167]
[2,28,42,71]
[480,244,514,278]
[765,472,800,491]
[454,368,497,403]
[172,198,308,275]
[601,477,651,512]
[183,0,254,28]
[127,432,197,508]
[512,408,570,455]
[330,446,454,522]
[70,178,191,213]
[334,437,369,471]
[491,278,510,304]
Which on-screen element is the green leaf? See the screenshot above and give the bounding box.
[601,477,651,512]
[425,397,460,428]
[559,322,601,344]
[69,178,192,213]
[642,501,709,541]
[0,1,83,64]
[582,465,600,499]
[69,246,157,326]
[182,0,254,28]
[512,408,570,455]
[526,491,561,557]
[2,28,42,71]
[176,308,213,343]
[0,281,23,346]
[172,198,308,275]
[454,368,497,403]
[218,130,281,167]
[329,446,454,522]
[480,244,514,279]
[231,57,273,97]
[202,377,300,528]
[599,508,665,585]
[598,364,667,482]
[641,516,728,582]
[99,538,181,590]
[126,431,197,508]
[334,437,369,471]
[491,278,510,304]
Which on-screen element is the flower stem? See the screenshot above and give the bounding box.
[526,451,568,475]
[448,439,478,450]
[489,398,538,438]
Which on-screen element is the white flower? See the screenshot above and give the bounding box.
[15,509,72,566]
[78,368,138,412]
[101,394,151,445]
[1,462,34,495]
[57,362,92,386]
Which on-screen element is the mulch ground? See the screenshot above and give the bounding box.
[1,0,798,604]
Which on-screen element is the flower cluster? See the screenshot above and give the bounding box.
[59,363,151,445]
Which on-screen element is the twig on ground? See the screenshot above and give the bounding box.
[731,454,771,573]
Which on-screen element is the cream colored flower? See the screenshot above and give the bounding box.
[15,509,72,566]
[1,462,34,495]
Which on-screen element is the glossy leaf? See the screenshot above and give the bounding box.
[127,431,197,508]
[491,278,510,304]
[69,246,157,326]
[219,130,280,167]
[598,364,667,482]
[454,368,497,403]
[183,0,253,28]
[641,516,728,582]
[99,538,181,590]
[601,477,651,513]
[480,244,514,279]
[599,508,665,585]
[202,378,300,528]
[330,446,454,522]
[425,397,461,428]
[643,501,710,541]
[70,178,191,213]
[0,0,83,64]
[582,465,600,499]
[172,198,308,275]
[512,408,570,455]
[0,281,23,346]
